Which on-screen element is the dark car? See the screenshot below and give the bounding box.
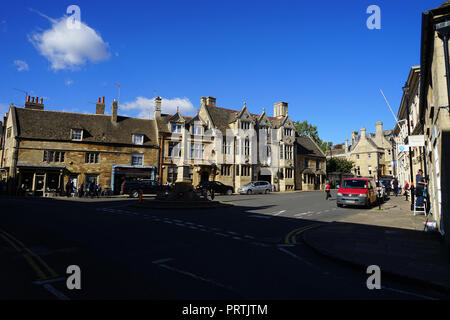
[196,181,234,195]
[120,180,168,198]
[380,178,392,196]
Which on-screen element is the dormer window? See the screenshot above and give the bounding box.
[241,121,250,130]
[171,124,182,133]
[71,129,83,141]
[192,125,202,135]
[132,134,144,145]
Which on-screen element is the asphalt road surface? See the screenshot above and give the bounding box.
[0,190,448,300]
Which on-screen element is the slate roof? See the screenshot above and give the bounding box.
[295,136,326,158]
[13,107,159,147]
[204,105,288,133]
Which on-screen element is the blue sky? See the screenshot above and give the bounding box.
[0,0,443,144]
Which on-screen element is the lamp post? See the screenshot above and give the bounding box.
[403,84,415,211]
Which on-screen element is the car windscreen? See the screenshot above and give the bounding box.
[244,182,253,187]
[341,180,367,189]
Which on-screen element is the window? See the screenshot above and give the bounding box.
[85,152,99,163]
[284,128,292,136]
[286,168,293,179]
[190,143,203,159]
[222,137,231,155]
[316,160,320,170]
[7,127,11,138]
[243,139,250,156]
[221,165,231,176]
[167,166,177,183]
[131,154,143,166]
[285,145,293,160]
[356,166,361,175]
[236,165,240,176]
[368,166,372,175]
[171,124,182,133]
[71,129,83,141]
[43,150,65,163]
[304,158,308,168]
[168,142,181,157]
[266,146,271,157]
[241,165,251,176]
[132,134,144,145]
[368,153,371,159]
[192,126,202,135]
[357,154,360,160]
[240,121,250,130]
[280,144,284,159]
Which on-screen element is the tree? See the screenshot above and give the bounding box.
[326,158,354,174]
[293,120,332,153]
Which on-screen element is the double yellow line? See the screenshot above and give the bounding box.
[285,224,320,244]
[0,228,58,281]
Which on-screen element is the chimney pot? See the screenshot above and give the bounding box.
[27,96,30,102]
[102,96,105,104]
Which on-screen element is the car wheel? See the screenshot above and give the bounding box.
[337,203,343,208]
[226,189,233,195]
[132,190,139,198]
[264,189,269,194]
[247,189,252,195]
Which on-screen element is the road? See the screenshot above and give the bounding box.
[0,190,448,300]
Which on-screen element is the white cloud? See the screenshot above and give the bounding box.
[65,79,74,86]
[121,97,196,119]
[14,60,29,72]
[28,15,110,71]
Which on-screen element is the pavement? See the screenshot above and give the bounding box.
[302,195,450,293]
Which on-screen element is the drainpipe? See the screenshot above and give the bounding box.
[403,85,415,211]
[159,135,164,184]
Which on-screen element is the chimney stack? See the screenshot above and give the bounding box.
[206,96,216,106]
[112,99,118,123]
[345,139,349,150]
[154,96,162,119]
[273,102,288,117]
[25,96,44,110]
[360,127,366,139]
[375,121,383,137]
[96,97,105,115]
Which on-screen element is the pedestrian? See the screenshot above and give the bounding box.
[78,184,84,198]
[404,181,409,200]
[325,180,331,200]
[393,178,399,197]
[415,169,427,207]
[97,183,102,197]
[65,179,73,197]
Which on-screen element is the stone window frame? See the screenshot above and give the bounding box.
[85,152,99,164]
[71,129,83,141]
[43,150,65,163]
[132,134,144,145]
[131,154,144,166]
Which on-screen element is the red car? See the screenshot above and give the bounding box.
[336,177,377,208]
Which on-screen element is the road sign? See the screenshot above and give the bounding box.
[398,145,409,152]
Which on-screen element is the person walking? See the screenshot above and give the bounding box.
[404,181,409,201]
[325,181,331,200]
[65,179,73,197]
[393,178,399,197]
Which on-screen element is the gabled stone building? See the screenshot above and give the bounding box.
[295,136,327,191]
[326,122,395,178]
[156,96,296,192]
[0,97,159,195]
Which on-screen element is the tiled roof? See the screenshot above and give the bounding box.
[296,136,326,158]
[13,107,159,147]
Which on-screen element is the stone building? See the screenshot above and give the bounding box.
[419,1,450,245]
[295,136,327,191]
[156,96,296,192]
[326,122,395,178]
[394,66,424,188]
[0,97,159,195]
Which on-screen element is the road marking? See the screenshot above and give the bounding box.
[272,210,286,216]
[278,247,314,267]
[382,286,438,300]
[153,259,235,292]
[248,215,271,219]
[285,224,320,244]
[215,233,229,237]
[152,258,174,264]
[42,284,70,300]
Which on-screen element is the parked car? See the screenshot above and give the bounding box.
[120,179,168,198]
[237,181,272,195]
[196,181,234,195]
[336,177,377,208]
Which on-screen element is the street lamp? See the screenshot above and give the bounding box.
[402,84,415,211]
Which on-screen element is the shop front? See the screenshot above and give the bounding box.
[17,165,65,196]
[111,165,156,194]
